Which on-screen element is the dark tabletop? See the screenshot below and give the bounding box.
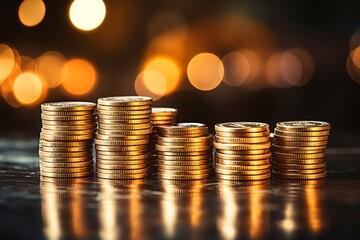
[0,138,359,240]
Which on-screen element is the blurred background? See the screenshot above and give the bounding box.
[0,0,359,147]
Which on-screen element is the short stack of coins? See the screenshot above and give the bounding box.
[95,96,153,179]
[214,122,272,181]
[155,123,213,180]
[149,107,178,170]
[39,102,96,178]
[272,120,330,180]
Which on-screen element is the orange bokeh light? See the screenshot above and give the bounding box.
[18,0,46,27]
[61,58,97,95]
[187,53,224,91]
[36,51,66,88]
[0,44,15,84]
[13,72,47,105]
[222,51,250,86]
[134,70,166,101]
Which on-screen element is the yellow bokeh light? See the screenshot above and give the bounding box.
[222,51,250,86]
[13,72,47,105]
[36,51,66,88]
[187,53,224,91]
[134,70,166,101]
[144,57,180,95]
[18,0,46,27]
[0,44,15,84]
[62,58,97,95]
[69,0,106,31]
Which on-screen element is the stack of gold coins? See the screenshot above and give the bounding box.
[39,102,96,178]
[214,122,272,181]
[149,107,178,170]
[155,123,213,180]
[95,96,153,179]
[272,120,330,180]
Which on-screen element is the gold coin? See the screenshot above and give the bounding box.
[276,121,330,132]
[97,104,151,111]
[151,115,176,121]
[157,172,211,180]
[41,119,96,126]
[96,172,149,179]
[157,122,208,134]
[157,135,213,144]
[40,176,92,183]
[98,128,153,135]
[40,171,93,178]
[98,118,150,124]
[271,157,325,165]
[158,163,212,171]
[96,162,148,170]
[272,145,326,153]
[158,168,212,176]
[41,129,95,136]
[215,122,269,133]
[273,134,329,142]
[216,158,270,166]
[155,144,211,152]
[40,160,93,168]
[40,133,94,141]
[217,149,270,155]
[39,146,92,152]
[98,114,150,120]
[156,141,211,148]
[273,140,328,147]
[39,139,92,147]
[215,163,270,171]
[215,167,270,175]
[272,152,325,159]
[98,123,152,130]
[157,150,211,156]
[42,110,95,116]
[41,124,97,131]
[96,167,150,174]
[271,166,326,174]
[96,158,149,165]
[157,159,211,166]
[151,107,177,114]
[157,154,211,161]
[272,170,327,179]
[215,136,269,144]
[271,161,326,170]
[97,96,152,106]
[215,131,270,138]
[96,150,148,156]
[39,150,92,158]
[39,156,93,163]
[41,102,96,112]
[95,145,148,151]
[40,165,93,173]
[94,138,149,146]
[151,120,176,125]
[274,128,330,137]
[216,152,271,160]
[95,133,148,141]
[97,108,151,115]
[41,114,96,121]
[213,141,271,150]
[216,172,271,181]
[96,153,149,160]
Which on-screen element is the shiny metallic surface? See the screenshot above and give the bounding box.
[0,138,359,239]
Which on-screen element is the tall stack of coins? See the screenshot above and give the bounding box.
[155,123,213,180]
[214,122,271,181]
[39,102,96,178]
[272,121,330,179]
[95,96,153,179]
[149,107,178,170]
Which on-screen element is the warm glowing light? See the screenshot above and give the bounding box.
[144,57,180,95]
[0,44,15,83]
[61,58,96,95]
[187,53,224,91]
[222,51,250,86]
[278,202,296,234]
[13,72,47,105]
[134,70,166,101]
[69,0,106,31]
[346,51,360,84]
[99,182,119,240]
[20,55,36,71]
[217,184,238,240]
[18,0,46,27]
[36,51,66,88]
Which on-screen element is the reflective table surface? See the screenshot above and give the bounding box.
[0,138,359,240]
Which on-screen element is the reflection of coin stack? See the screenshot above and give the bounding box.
[214,122,272,181]
[149,107,178,170]
[39,102,96,178]
[272,121,330,179]
[156,123,213,180]
[95,96,153,179]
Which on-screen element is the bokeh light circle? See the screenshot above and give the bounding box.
[36,51,66,88]
[18,0,46,27]
[13,72,46,105]
[69,0,106,31]
[187,53,224,91]
[134,70,167,101]
[0,44,15,83]
[222,51,250,86]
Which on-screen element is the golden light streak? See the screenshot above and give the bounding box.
[99,181,119,240]
[217,184,238,240]
[69,0,106,31]
[18,0,46,27]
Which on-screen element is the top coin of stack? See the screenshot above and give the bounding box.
[272,120,330,180]
[39,102,97,178]
[156,122,213,180]
[149,107,178,170]
[95,96,153,180]
[214,122,272,181]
